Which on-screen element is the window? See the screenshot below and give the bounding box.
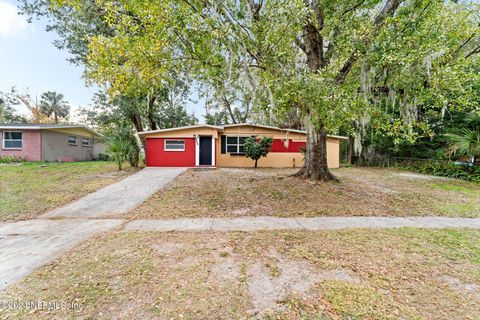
[226,136,248,154]
[82,138,90,147]
[3,131,22,149]
[68,136,77,145]
[164,139,185,151]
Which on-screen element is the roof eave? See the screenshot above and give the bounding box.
[137,123,348,140]
[0,125,103,137]
[137,124,223,135]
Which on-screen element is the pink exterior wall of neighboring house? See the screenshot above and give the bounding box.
[0,129,42,161]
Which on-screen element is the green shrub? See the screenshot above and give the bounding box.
[96,153,111,161]
[105,125,140,170]
[392,160,480,183]
[0,155,26,163]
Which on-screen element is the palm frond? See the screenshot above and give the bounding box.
[446,128,480,158]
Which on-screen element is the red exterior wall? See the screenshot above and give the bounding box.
[0,129,42,161]
[270,139,306,153]
[146,138,196,167]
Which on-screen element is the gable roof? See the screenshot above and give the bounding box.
[0,123,102,136]
[137,123,348,140]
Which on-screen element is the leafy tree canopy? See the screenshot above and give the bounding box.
[0,93,27,123]
[29,0,480,180]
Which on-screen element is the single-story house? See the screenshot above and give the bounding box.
[0,124,105,162]
[138,123,347,168]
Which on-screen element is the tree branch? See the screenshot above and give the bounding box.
[336,0,403,84]
[465,44,480,59]
[222,95,237,124]
[295,36,306,53]
[342,0,366,15]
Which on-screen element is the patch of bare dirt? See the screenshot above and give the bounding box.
[152,242,185,254]
[439,275,480,297]
[245,248,361,316]
[396,172,448,181]
[320,269,361,283]
[210,247,240,283]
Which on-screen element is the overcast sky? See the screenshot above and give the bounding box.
[0,0,204,122]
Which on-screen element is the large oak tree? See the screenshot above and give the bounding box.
[35,0,480,180]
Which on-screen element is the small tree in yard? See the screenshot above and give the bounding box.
[106,126,140,170]
[244,137,273,168]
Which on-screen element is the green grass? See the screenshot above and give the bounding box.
[427,182,480,194]
[0,161,136,221]
[424,181,480,216]
[436,202,479,217]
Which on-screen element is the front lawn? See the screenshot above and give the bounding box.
[0,162,137,221]
[129,167,480,219]
[1,228,478,319]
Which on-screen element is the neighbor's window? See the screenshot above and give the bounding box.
[226,136,247,154]
[164,139,185,151]
[68,136,77,145]
[3,131,22,149]
[82,138,90,147]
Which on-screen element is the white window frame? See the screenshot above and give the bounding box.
[82,138,90,147]
[2,131,23,149]
[68,135,77,146]
[164,139,185,151]
[226,135,250,154]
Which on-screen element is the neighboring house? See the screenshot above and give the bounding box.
[139,123,347,168]
[0,124,105,162]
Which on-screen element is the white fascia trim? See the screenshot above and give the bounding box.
[211,137,215,166]
[195,136,200,166]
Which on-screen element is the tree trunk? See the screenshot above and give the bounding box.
[254,159,258,168]
[293,121,336,181]
[147,95,158,130]
[129,113,146,150]
[306,123,336,181]
[293,0,401,181]
[293,7,336,181]
[346,136,354,164]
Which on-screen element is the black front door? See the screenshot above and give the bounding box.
[199,136,212,165]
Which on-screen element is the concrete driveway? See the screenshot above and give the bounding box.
[0,219,122,290]
[42,167,186,219]
[0,167,185,291]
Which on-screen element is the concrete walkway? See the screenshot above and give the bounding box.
[0,219,122,291]
[42,167,186,218]
[124,216,480,232]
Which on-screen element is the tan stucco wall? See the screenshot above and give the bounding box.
[326,138,340,168]
[216,137,340,168]
[41,130,93,161]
